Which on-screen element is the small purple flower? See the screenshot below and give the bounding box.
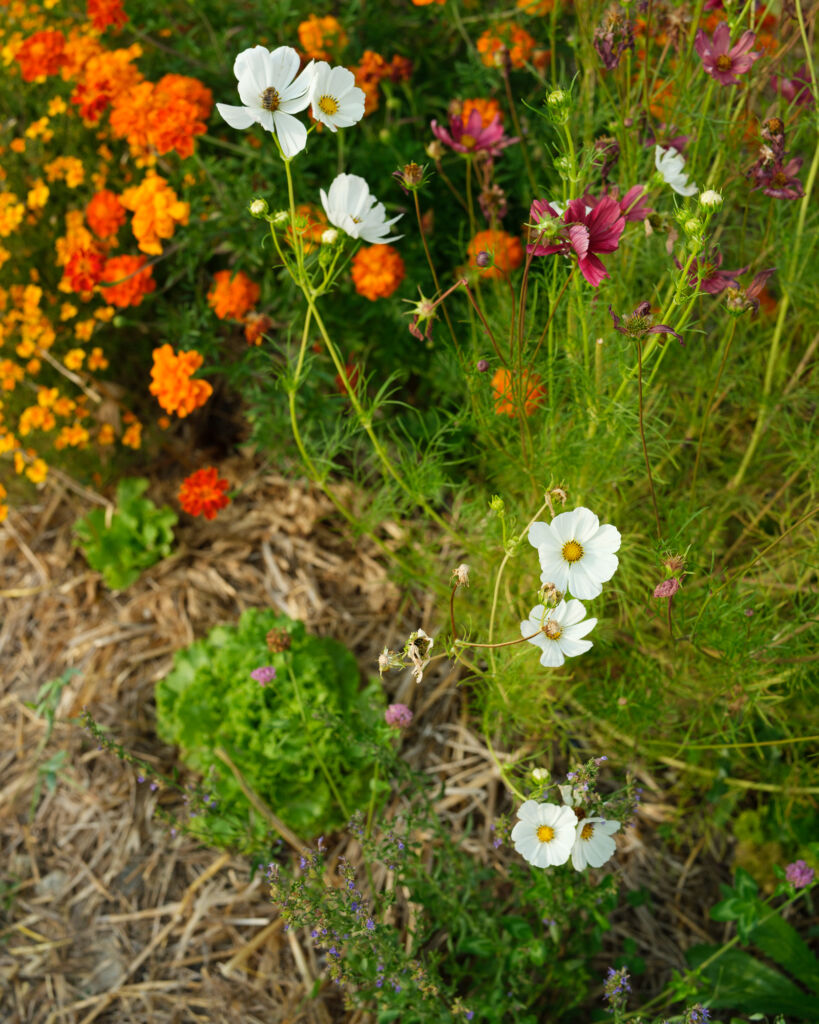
[785,860,815,889]
[653,577,681,599]
[686,1005,711,1024]
[366,917,375,931]
[137,774,145,783]
[695,24,760,86]
[384,703,413,729]
[251,665,277,686]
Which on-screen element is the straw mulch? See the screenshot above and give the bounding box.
[1,456,721,1024]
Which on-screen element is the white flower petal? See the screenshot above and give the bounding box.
[555,598,587,628]
[561,616,597,641]
[515,800,543,825]
[216,103,257,130]
[549,508,580,544]
[572,507,601,543]
[235,46,268,96]
[567,561,603,600]
[539,642,565,668]
[328,64,356,95]
[267,45,301,90]
[273,111,308,158]
[581,550,619,583]
[557,636,593,658]
[539,560,571,593]
[528,521,553,549]
[585,523,622,555]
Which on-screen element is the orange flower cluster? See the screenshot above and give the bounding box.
[351,245,406,301]
[297,14,348,61]
[87,0,129,33]
[0,193,26,238]
[467,230,524,280]
[477,24,537,69]
[207,270,260,321]
[99,254,156,307]
[178,466,231,520]
[287,203,327,252]
[70,44,143,124]
[15,30,66,82]
[63,246,106,293]
[411,0,446,5]
[149,345,213,418]
[492,368,546,417]
[455,97,503,128]
[516,0,555,13]
[110,74,213,161]
[120,173,190,254]
[86,189,126,239]
[349,50,412,116]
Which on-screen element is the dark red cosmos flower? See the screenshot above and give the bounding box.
[527,196,625,287]
[583,184,652,222]
[609,301,683,343]
[725,267,776,318]
[773,65,814,108]
[430,108,518,158]
[752,156,805,200]
[677,249,748,294]
[695,23,761,86]
[178,467,230,520]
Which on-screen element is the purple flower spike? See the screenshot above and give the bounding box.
[695,24,761,86]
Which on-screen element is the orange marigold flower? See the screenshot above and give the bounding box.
[63,245,106,293]
[0,193,25,237]
[88,347,109,370]
[492,367,546,417]
[26,458,49,484]
[350,50,390,116]
[97,423,115,445]
[55,423,90,449]
[477,24,537,69]
[120,173,189,255]
[351,245,405,301]
[516,0,554,13]
[15,30,66,82]
[86,188,126,238]
[75,319,95,341]
[298,14,348,61]
[48,96,67,115]
[244,311,273,346]
[287,203,327,253]
[467,229,524,279]
[87,0,129,32]
[70,44,143,124]
[121,421,142,448]
[458,97,503,128]
[149,344,212,417]
[64,348,85,370]
[109,74,212,160]
[207,270,260,321]
[26,180,50,210]
[100,254,156,308]
[178,466,230,520]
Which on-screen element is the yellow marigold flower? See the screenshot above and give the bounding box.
[120,173,190,255]
[26,179,49,210]
[55,423,89,449]
[0,192,25,237]
[97,423,115,445]
[64,348,85,369]
[37,386,59,407]
[25,116,51,139]
[182,172,197,187]
[121,421,142,448]
[87,347,108,371]
[1,359,24,391]
[26,458,48,483]
[26,358,41,375]
[52,395,75,417]
[14,450,25,474]
[297,14,348,61]
[94,305,115,322]
[75,318,95,341]
[0,246,10,269]
[19,405,55,435]
[10,138,26,154]
[60,302,78,320]
[48,95,67,115]
[15,338,36,359]
[0,430,18,454]
[350,244,406,301]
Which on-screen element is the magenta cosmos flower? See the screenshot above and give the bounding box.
[583,184,652,223]
[677,249,748,295]
[695,23,761,86]
[430,108,517,158]
[527,196,625,287]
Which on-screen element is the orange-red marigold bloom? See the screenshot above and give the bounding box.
[15,31,66,82]
[87,0,129,32]
[178,466,230,520]
[207,270,260,321]
[244,311,273,345]
[492,368,546,417]
[467,230,524,279]
[86,189,126,239]
[297,14,348,61]
[149,344,213,417]
[100,254,156,308]
[477,24,537,69]
[351,245,405,301]
[63,246,106,292]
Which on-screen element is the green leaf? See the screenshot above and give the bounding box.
[750,913,819,995]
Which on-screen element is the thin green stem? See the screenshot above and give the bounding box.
[636,338,662,540]
[690,318,737,499]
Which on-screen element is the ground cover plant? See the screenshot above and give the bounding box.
[2,0,818,1021]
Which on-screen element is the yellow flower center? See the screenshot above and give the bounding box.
[562,539,584,563]
[461,133,477,149]
[261,87,280,112]
[536,825,555,843]
[318,94,339,115]
[580,823,595,841]
[715,55,733,71]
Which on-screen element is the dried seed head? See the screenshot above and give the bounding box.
[266,627,292,653]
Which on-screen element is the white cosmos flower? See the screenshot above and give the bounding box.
[570,817,620,870]
[216,46,315,159]
[655,145,698,197]
[511,801,578,868]
[309,62,365,132]
[320,173,403,244]
[520,599,597,669]
[529,506,621,601]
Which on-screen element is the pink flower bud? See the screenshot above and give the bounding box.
[653,577,680,599]
[384,703,413,729]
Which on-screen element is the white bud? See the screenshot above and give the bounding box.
[532,768,550,783]
[699,189,723,208]
[249,198,268,217]
[321,228,339,245]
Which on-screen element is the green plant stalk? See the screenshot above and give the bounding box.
[636,338,662,539]
[690,317,737,499]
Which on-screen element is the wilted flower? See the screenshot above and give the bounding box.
[593,4,634,71]
[774,65,814,108]
[609,301,683,343]
[724,266,776,317]
[678,248,748,294]
[452,563,470,587]
[751,156,805,200]
[695,23,760,86]
[392,161,427,193]
[653,577,681,598]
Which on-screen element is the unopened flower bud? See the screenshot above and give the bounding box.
[272,210,289,227]
[553,155,571,177]
[425,139,445,161]
[547,89,568,108]
[532,767,550,783]
[249,198,268,218]
[653,577,681,598]
[698,189,722,208]
[476,358,489,373]
[321,228,339,245]
[545,89,571,125]
[489,495,505,514]
[475,250,492,268]
[683,217,703,237]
